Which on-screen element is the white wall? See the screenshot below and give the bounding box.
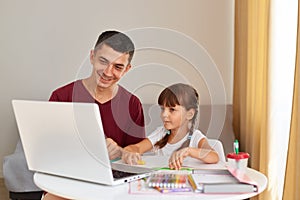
[0,0,234,177]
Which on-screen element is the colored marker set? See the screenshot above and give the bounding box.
[147,173,188,189]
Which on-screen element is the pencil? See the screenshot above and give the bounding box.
[155,187,192,193]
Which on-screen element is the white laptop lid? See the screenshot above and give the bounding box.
[12,100,151,185]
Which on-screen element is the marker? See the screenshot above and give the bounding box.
[137,160,145,165]
[234,139,239,155]
[110,158,121,163]
[153,167,192,171]
[155,187,192,193]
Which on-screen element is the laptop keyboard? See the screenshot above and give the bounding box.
[112,169,137,179]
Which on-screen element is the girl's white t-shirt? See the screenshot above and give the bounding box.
[147,126,206,156]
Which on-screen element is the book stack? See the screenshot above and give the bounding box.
[147,173,192,193]
[188,169,257,193]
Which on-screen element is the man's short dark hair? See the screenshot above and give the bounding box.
[94,30,135,63]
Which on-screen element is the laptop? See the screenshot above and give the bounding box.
[12,100,152,185]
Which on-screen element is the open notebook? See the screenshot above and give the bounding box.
[12,100,152,185]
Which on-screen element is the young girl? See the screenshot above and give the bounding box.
[122,83,219,169]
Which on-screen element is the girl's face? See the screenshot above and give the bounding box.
[160,104,193,133]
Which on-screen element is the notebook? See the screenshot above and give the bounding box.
[188,169,257,193]
[12,100,152,185]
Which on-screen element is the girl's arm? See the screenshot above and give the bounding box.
[189,138,219,163]
[123,138,153,154]
[169,138,219,170]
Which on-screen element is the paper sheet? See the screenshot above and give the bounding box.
[113,155,226,170]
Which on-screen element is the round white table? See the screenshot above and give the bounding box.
[34,168,267,200]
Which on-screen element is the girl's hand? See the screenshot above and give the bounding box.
[168,147,190,170]
[121,149,141,165]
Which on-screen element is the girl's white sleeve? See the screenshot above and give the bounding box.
[189,130,207,148]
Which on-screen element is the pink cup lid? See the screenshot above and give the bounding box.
[227,152,250,160]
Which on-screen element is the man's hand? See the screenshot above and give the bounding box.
[106,138,122,160]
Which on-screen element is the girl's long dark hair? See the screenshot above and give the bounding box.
[154,83,199,149]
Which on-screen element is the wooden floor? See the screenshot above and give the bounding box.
[0,178,10,200]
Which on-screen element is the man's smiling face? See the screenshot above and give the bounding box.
[90,44,131,89]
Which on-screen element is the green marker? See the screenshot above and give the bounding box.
[154,167,192,171]
[234,139,239,155]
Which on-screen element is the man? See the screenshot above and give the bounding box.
[49,30,146,160]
